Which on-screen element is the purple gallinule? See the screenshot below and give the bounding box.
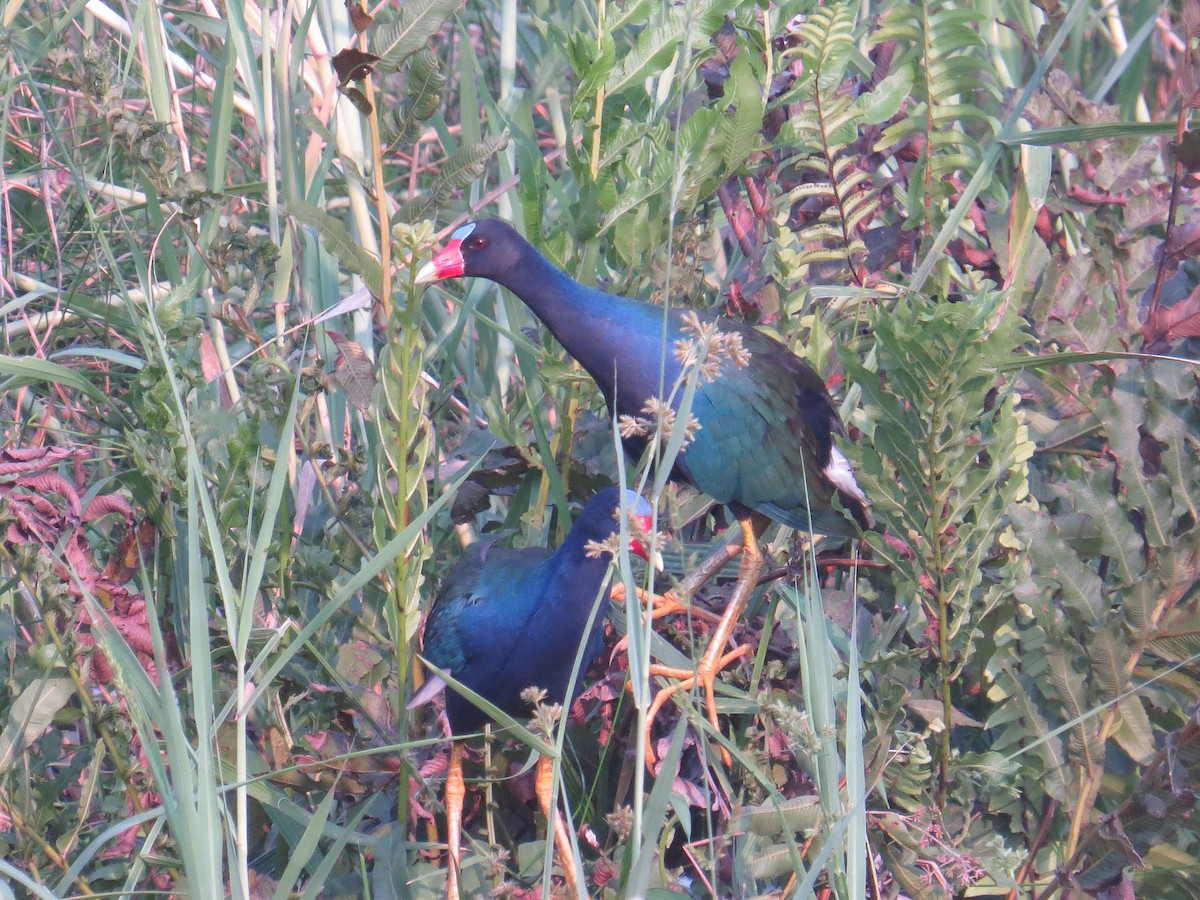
[410,486,659,898]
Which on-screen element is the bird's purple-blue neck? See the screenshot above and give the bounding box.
[485,237,680,413]
[418,220,684,414]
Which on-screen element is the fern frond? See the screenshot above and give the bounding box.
[382,49,445,149]
[766,3,881,280]
[401,132,510,221]
[985,664,1070,799]
[869,0,999,228]
[720,50,763,172]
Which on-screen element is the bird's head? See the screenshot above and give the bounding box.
[579,487,664,572]
[624,491,663,572]
[415,219,524,284]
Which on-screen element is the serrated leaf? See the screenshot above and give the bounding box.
[1150,607,1200,661]
[383,48,445,147]
[372,0,462,73]
[1068,471,1145,587]
[604,0,732,96]
[402,132,509,220]
[739,795,824,836]
[438,132,509,192]
[286,201,383,296]
[1109,695,1156,764]
[329,339,377,412]
[1086,622,1130,700]
[1046,644,1103,771]
[1018,510,1105,622]
[750,843,807,880]
[1108,381,1174,546]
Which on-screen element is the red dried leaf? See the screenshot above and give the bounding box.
[83,492,135,522]
[1144,284,1200,344]
[1185,0,1200,40]
[347,0,374,32]
[17,472,83,517]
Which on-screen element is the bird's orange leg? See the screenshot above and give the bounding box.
[645,514,768,768]
[534,754,580,898]
[445,743,465,900]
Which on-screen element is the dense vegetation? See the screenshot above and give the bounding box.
[1,0,1198,897]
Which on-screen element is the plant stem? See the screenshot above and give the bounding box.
[589,0,607,178]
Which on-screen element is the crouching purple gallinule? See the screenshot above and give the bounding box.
[409,486,660,899]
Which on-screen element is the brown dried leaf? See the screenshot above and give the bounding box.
[0,446,73,475]
[1175,129,1200,173]
[332,47,380,85]
[1163,286,1200,340]
[102,518,155,584]
[1165,220,1200,261]
[329,337,377,412]
[339,85,372,116]
[346,0,374,33]
[18,473,82,517]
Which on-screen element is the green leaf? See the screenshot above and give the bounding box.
[402,131,509,220]
[0,674,76,774]
[1046,644,1103,771]
[604,0,732,97]
[286,200,383,296]
[568,32,616,119]
[1001,121,1176,146]
[372,0,463,73]
[0,354,107,403]
[720,50,764,172]
[1109,695,1156,765]
[739,795,824,836]
[383,48,446,147]
[626,718,688,896]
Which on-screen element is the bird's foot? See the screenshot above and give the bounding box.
[641,515,767,771]
[643,644,752,769]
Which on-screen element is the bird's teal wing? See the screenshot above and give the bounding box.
[682,324,866,534]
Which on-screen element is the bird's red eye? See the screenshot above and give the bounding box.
[466,236,489,250]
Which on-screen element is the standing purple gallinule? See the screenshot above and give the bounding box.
[409,486,659,899]
[416,219,872,766]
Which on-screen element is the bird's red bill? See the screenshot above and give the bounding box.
[629,511,663,570]
[415,239,465,283]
